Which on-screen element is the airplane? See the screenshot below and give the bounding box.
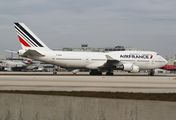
[160,65,176,71]
[13,22,167,76]
[1,59,33,71]
[160,57,176,71]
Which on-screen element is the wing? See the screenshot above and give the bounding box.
[98,55,121,69]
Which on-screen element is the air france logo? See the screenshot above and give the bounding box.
[120,54,153,59]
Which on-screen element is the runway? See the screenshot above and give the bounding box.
[0,72,176,93]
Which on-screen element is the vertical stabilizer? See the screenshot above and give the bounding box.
[14,22,51,51]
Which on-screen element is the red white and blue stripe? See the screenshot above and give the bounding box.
[14,22,44,47]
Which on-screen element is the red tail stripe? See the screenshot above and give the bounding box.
[18,35,31,47]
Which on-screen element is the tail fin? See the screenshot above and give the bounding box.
[14,22,51,51]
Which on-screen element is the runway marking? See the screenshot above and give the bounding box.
[0,79,176,84]
[0,74,176,93]
[1,85,176,89]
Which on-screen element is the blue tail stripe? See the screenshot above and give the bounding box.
[16,29,35,47]
[14,23,43,47]
[15,26,37,47]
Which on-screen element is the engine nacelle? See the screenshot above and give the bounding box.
[130,65,140,73]
[18,49,26,56]
[122,64,140,73]
[123,64,133,71]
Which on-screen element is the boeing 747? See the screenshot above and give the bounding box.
[13,22,167,75]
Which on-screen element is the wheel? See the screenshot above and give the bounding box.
[53,71,57,75]
[149,70,154,76]
[90,70,102,75]
[98,71,102,75]
[106,72,114,75]
[90,71,94,75]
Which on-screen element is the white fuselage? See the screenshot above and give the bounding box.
[28,50,167,70]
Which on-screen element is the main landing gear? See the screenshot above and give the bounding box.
[106,70,114,75]
[148,70,155,76]
[90,70,102,75]
[89,70,114,75]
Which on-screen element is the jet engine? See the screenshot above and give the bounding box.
[129,65,140,73]
[121,64,140,73]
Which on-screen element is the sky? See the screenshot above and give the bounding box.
[0,0,176,58]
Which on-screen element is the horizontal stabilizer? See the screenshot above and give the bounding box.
[23,49,45,57]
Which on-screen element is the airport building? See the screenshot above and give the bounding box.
[0,54,5,59]
[54,44,139,52]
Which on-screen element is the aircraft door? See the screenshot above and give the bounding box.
[151,59,154,65]
[86,57,89,64]
[83,57,89,66]
[150,55,154,65]
[51,56,55,64]
[148,55,154,69]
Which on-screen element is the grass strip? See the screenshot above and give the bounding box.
[0,90,176,102]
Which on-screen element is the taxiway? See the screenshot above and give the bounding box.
[0,72,176,93]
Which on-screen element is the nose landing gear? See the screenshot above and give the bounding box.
[149,70,155,76]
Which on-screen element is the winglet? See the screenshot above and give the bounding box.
[105,55,120,64]
[105,55,115,60]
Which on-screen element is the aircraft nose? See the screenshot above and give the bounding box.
[165,59,168,65]
[163,57,168,66]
